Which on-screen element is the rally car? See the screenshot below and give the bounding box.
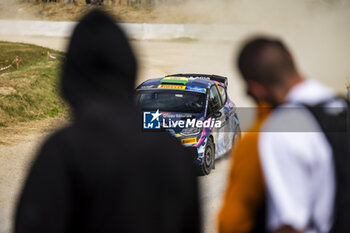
[136,74,241,175]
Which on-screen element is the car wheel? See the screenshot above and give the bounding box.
[199,138,214,176]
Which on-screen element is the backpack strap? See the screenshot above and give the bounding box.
[302,96,349,134]
[302,96,350,233]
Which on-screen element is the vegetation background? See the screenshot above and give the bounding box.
[0,0,346,23]
[0,42,65,128]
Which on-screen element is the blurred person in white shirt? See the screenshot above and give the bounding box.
[236,36,348,233]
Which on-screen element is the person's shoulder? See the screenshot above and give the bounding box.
[287,79,335,105]
[259,103,332,164]
[260,103,324,152]
[262,103,322,133]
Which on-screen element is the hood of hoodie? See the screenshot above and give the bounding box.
[61,9,137,112]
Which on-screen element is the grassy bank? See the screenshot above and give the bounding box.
[0,41,67,127]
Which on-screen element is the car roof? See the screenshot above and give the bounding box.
[138,74,226,89]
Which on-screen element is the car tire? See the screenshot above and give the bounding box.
[198,138,215,176]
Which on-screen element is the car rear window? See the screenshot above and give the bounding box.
[136,90,206,113]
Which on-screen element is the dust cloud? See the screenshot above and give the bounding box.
[157,0,350,93]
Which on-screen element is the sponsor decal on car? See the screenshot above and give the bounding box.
[158,84,186,89]
[163,77,188,81]
[188,76,211,80]
[216,83,222,94]
[186,86,206,93]
[181,138,197,144]
[161,77,188,85]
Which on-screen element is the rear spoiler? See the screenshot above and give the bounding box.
[166,73,228,87]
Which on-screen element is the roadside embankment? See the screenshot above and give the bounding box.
[0,41,66,129]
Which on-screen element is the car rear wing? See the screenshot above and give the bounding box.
[166,73,228,87]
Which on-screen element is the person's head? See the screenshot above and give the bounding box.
[61,9,137,113]
[237,36,303,107]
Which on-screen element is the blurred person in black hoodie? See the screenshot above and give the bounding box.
[15,9,200,233]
